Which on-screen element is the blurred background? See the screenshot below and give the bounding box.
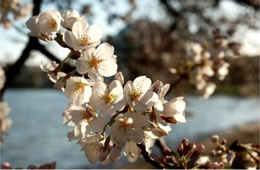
[0,0,259,168]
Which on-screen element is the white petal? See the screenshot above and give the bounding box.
[86,24,103,43]
[75,58,91,75]
[95,43,114,60]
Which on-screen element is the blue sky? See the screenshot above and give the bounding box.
[0,0,259,66]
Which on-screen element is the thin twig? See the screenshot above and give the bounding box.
[137,143,164,169]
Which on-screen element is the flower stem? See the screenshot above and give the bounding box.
[137,143,164,169]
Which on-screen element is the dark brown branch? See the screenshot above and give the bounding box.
[137,143,164,169]
[36,44,61,63]
[160,0,181,31]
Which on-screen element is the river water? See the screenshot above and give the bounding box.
[1,89,259,168]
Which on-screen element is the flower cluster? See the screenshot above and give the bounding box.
[0,66,12,143]
[208,135,259,169]
[0,0,33,29]
[170,31,241,99]
[26,10,186,164]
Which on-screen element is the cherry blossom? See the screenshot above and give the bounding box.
[63,104,105,140]
[64,20,102,50]
[75,43,117,77]
[64,76,92,105]
[90,80,125,116]
[110,112,148,146]
[61,10,83,30]
[26,10,61,41]
[124,76,158,112]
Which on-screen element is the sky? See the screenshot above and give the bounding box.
[0,0,260,66]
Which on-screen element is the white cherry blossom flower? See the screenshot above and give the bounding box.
[0,101,12,134]
[150,81,172,134]
[144,131,155,154]
[200,64,214,77]
[15,3,33,19]
[0,66,6,90]
[63,104,105,140]
[217,62,229,81]
[75,43,117,77]
[82,141,104,164]
[151,80,170,112]
[26,10,61,40]
[124,76,158,112]
[64,20,102,50]
[64,76,92,105]
[61,10,83,30]
[162,97,186,123]
[124,140,140,162]
[37,10,61,35]
[115,72,124,85]
[26,16,41,37]
[187,42,203,63]
[110,112,148,146]
[40,61,66,84]
[90,80,125,116]
[201,82,216,99]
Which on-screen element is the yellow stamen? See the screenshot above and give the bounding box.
[90,57,103,70]
[74,82,88,93]
[119,118,134,134]
[104,93,118,104]
[49,18,57,29]
[79,35,90,46]
[130,88,142,102]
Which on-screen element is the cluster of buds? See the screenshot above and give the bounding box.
[155,139,205,168]
[170,30,241,99]
[0,0,33,29]
[0,66,12,143]
[26,10,187,164]
[1,161,56,169]
[208,135,260,169]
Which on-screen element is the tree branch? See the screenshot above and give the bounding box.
[137,143,164,169]
[36,44,61,63]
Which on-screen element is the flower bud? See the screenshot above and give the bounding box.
[211,135,219,143]
[190,144,205,159]
[99,146,110,162]
[187,142,196,151]
[1,162,11,169]
[182,138,189,146]
[221,139,227,145]
[216,150,223,156]
[115,72,124,85]
[177,143,184,156]
[151,80,162,93]
[163,147,172,155]
[210,150,216,157]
